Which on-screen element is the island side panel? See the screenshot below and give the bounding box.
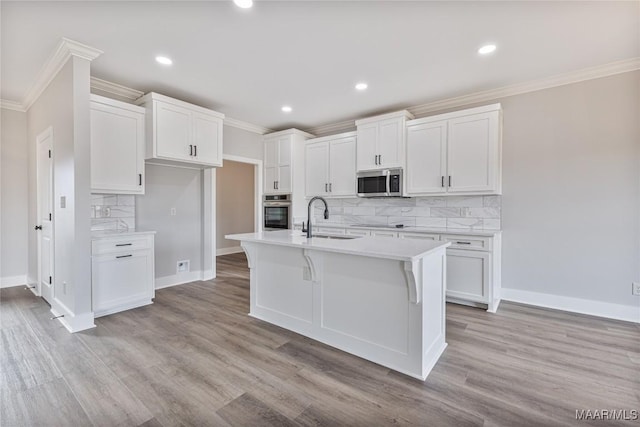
[247,243,314,334]
[420,247,448,379]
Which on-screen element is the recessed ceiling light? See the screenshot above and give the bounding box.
[355,82,368,91]
[281,105,292,113]
[478,44,497,55]
[233,0,253,8]
[155,56,173,65]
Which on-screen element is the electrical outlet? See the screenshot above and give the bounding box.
[103,207,111,217]
[170,207,177,216]
[63,282,67,294]
[177,260,190,273]
[633,282,640,296]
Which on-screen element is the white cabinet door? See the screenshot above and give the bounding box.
[446,249,490,303]
[277,164,292,193]
[264,139,278,168]
[155,101,192,161]
[92,250,154,316]
[90,101,145,194]
[406,121,447,195]
[447,111,498,193]
[305,142,329,197]
[278,137,292,166]
[191,111,222,166]
[328,137,356,196]
[264,167,277,194]
[356,123,378,171]
[378,118,403,168]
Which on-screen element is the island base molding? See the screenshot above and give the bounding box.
[241,241,448,380]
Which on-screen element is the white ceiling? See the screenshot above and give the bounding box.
[2,1,638,130]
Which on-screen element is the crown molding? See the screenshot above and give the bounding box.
[263,128,315,139]
[0,99,26,112]
[223,116,272,135]
[23,38,103,111]
[408,57,640,118]
[90,77,143,101]
[304,57,640,136]
[306,119,356,137]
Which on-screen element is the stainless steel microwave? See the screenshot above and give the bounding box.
[357,169,403,197]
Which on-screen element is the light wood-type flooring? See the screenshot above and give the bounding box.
[1,253,639,426]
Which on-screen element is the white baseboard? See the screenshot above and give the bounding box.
[217,246,243,256]
[1,275,27,288]
[155,270,203,290]
[501,288,640,324]
[51,299,96,333]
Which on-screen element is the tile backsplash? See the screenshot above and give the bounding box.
[90,194,136,231]
[308,195,501,230]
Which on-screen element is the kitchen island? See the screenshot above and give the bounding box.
[226,229,450,380]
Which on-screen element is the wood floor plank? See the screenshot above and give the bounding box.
[2,252,639,427]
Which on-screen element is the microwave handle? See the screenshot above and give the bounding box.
[385,170,391,196]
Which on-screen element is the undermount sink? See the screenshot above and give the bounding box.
[311,233,360,240]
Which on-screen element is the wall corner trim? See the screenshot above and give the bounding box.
[501,288,640,324]
[223,116,272,135]
[0,99,27,112]
[21,38,103,111]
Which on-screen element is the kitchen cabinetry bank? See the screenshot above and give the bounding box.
[226,230,450,380]
[136,92,224,168]
[293,224,501,312]
[91,231,155,317]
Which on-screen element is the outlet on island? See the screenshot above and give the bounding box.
[633,282,640,296]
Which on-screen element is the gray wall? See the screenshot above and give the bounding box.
[136,164,203,279]
[415,71,638,308]
[0,109,29,282]
[216,160,255,250]
[222,125,263,160]
[497,72,639,308]
[27,57,93,319]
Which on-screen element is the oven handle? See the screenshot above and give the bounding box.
[264,202,292,207]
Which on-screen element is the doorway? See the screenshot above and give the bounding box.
[216,155,262,256]
[36,127,54,304]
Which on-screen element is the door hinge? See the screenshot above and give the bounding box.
[49,276,52,285]
[48,150,51,158]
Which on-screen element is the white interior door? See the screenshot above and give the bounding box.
[36,128,54,304]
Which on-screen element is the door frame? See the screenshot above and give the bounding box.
[35,126,54,301]
[207,154,263,277]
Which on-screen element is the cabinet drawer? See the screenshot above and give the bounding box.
[92,236,152,255]
[399,232,440,241]
[316,227,346,235]
[441,234,492,251]
[370,230,398,238]
[346,228,371,237]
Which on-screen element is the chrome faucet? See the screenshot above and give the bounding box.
[302,196,329,238]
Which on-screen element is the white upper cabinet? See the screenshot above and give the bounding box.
[263,130,314,198]
[136,92,224,168]
[355,111,414,171]
[406,104,502,196]
[406,120,448,194]
[90,95,145,195]
[305,132,356,198]
[264,136,294,194]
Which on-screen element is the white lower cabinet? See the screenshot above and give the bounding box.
[92,233,155,317]
[446,249,490,304]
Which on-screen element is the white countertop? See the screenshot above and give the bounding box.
[91,229,156,239]
[226,230,450,262]
[306,223,501,237]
